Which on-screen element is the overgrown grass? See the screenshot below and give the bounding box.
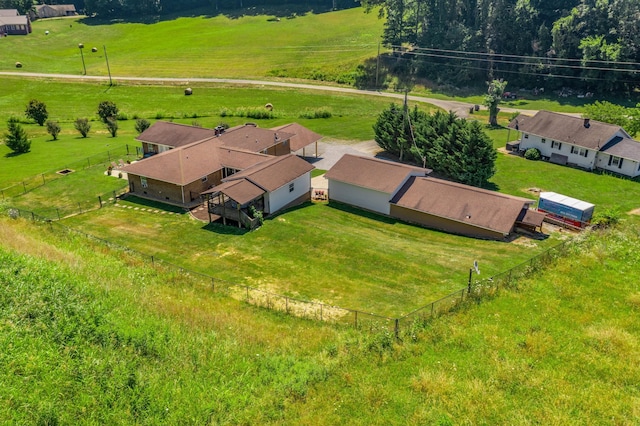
[1,208,638,424]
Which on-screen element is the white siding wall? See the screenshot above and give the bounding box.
[264,172,311,214]
[328,180,391,215]
[596,154,640,177]
[521,133,598,168]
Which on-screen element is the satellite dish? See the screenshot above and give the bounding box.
[473,260,480,274]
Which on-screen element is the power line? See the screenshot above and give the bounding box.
[402,45,640,67]
[394,48,640,74]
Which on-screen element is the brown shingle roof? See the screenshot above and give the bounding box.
[224,154,314,192]
[601,136,640,161]
[122,141,268,185]
[325,154,431,194]
[217,125,295,153]
[0,9,19,16]
[508,110,624,150]
[392,177,534,235]
[136,121,217,148]
[201,179,265,205]
[517,209,546,228]
[271,123,322,151]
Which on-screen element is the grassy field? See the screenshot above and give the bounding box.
[1,210,638,424]
[0,8,383,81]
[61,199,564,317]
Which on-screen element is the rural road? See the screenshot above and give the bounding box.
[0,71,538,118]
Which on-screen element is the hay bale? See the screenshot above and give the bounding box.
[91,47,98,52]
[15,62,22,68]
[184,88,193,96]
[265,103,273,111]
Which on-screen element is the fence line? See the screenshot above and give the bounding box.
[0,145,135,200]
[6,204,576,336]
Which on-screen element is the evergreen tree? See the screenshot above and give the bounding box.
[4,118,31,154]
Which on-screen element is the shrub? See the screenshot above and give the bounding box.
[74,118,91,138]
[105,117,118,137]
[155,112,165,120]
[25,99,48,126]
[591,208,621,229]
[524,148,541,161]
[299,108,332,119]
[4,118,31,153]
[46,120,61,140]
[134,118,151,134]
[97,101,118,123]
[116,112,129,121]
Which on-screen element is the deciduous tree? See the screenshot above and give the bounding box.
[25,99,48,126]
[46,120,61,141]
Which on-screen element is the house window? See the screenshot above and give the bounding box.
[524,134,529,139]
[201,176,208,183]
[570,146,588,157]
[289,182,294,193]
[551,141,562,150]
[611,156,620,167]
[141,176,148,188]
[541,138,546,143]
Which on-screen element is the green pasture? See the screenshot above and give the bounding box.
[1,206,639,424]
[63,199,562,317]
[0,8,383,80]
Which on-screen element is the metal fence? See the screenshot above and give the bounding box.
[6,204,575,337]
[0,145,136,200]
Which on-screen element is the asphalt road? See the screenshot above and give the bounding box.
[0,71,539,118]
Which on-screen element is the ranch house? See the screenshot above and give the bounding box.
[509,110,640,178]
[0,9,31,35]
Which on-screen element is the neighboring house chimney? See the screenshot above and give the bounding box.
[584,118,590,128]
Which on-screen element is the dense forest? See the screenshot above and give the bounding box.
[363,0,640,93]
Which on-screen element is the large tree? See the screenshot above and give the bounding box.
[374,104,497,187]
[483,79,507,127]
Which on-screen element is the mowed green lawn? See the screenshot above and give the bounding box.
[64,199,564,317]
[0,8,383,80]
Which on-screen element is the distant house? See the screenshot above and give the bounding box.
[0,9,31,35]
[32,4,77,19]
[509,110,640,178]
[202,154,314,228]
[326,154,544,239]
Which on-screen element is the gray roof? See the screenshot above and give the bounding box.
[509,110,624,150]
[0,9,19,16]
[600,136,640,161]
[0,15,28,25]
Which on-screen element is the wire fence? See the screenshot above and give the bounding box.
[0,145,137,200]
[6,204,576,337]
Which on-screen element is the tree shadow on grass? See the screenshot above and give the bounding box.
[4,151,30,158]
[201,221,249,235]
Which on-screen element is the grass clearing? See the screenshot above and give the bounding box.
[63,198,564,316]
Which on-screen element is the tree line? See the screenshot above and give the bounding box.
[0,0,356,17]
[362,0,640,93]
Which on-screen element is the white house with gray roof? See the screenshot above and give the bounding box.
[509,110,640,178]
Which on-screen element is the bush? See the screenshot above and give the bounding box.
[74,118,91,138]
[25,99,48,126]
[105,117,118,137]
[299,108,332,119]
[524,148,541,161]
[134,118,151,134]
[46,120,61,140]
[97,101,118,123]
[591,208,621,229]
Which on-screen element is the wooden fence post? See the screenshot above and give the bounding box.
[394,318,399,339]
[354,311,358,329]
